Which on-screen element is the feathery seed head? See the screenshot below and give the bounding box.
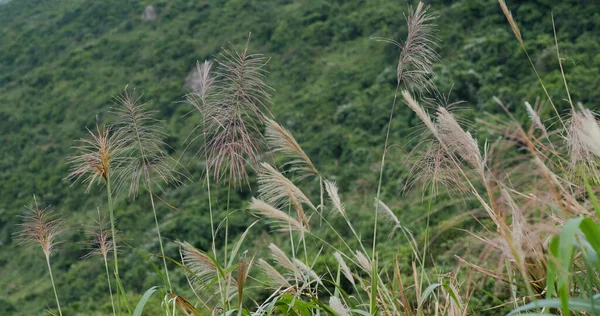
[329,297,350,316]
[354,250,372,275]
[524,101,548,137]
[268,243,296,273]
[186,60,217,119]
[178,241,219,289]
[498,0,524,46]
[405,143,467,196]
[436,107,482,171]
[293,258,322,284]
[216,38,273,119]
[257,163,314,227]
[68,123,127,192]
[376,199,399,226]
[15,196,63,258]
[375,199,402,238]
[112,88,181,197]
[197,38,273,187]
[403,91,439,138]
[204,111,261,187]
[396,2,439,92]
[196,60,215,98]
[568,106,600,165]
[257,258,292,290]
[324,180,345,216]
[265,118,319,179]
[81,209,113,260]
[333,252,355,285]
[249,198,307,235]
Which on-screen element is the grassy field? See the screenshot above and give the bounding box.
[2,0,600,314]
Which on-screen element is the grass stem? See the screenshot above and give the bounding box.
[45,255,63,316]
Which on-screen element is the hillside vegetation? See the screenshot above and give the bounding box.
[1,0,600,315]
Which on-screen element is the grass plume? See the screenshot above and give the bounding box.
[248,198,307,235]
[81,209,116,316]
[15,196,64,316]
[113,87,181,290]
[67,121,127,310]
[202,37,272,187]
[264,117,319,179]
[67,123,126,192]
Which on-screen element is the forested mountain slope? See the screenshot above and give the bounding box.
[1,0,599,314]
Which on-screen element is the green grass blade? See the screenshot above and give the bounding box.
[418,283,441,308]
[133,286,159,316]
[583,173,600,220]
[556,217,584,315]
[227,220,258,268]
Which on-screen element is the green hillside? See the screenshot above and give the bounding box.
[1,0,600,314]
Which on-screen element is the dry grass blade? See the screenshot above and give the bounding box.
[236,256,253,308]
[112,88,181,196]
[67,123,127,192]
[324,180,345,216]
[249,198,307,235]
[264,118,319,179]
[15,196,63,258]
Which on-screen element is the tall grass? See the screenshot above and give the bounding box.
[66,122,131,312]
[112,88,182,294]
[15,196,64,316]
[13,1,600,315]
[81,209,116,316]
